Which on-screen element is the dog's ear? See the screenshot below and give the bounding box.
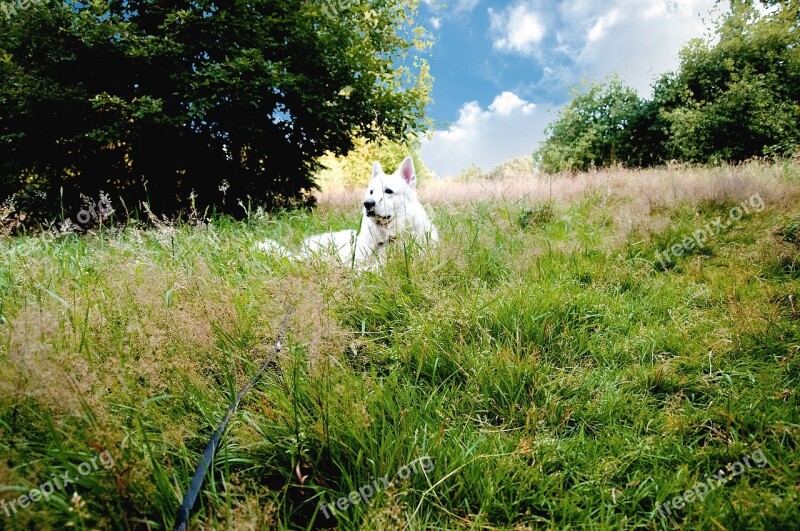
[371,161,383,179]
[398,157,416,188]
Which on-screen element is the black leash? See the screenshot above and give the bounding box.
[174,308,292,531]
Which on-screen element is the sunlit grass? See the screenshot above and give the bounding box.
[0,162,799,529]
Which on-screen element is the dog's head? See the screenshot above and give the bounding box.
[362,157,417,225]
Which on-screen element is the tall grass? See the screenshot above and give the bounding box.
[0,162,799,529]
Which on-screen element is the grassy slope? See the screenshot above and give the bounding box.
[0,163,799,530]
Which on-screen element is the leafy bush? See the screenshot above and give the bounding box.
[518,201,554,229]
[314,135,431,190]
[654,1,800,163]
[0,0,432,220]
[777,214,800,245]
[534,76,649,173]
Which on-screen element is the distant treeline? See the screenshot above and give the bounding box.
[536,0,800,173]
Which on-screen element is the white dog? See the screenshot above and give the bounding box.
[258,157,438,268]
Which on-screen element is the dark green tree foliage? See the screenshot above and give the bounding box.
[537,0,800,173]
[535,77,652,173]
[0,0,431,219]
[657,0,799,163]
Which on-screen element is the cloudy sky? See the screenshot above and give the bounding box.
[418,0,724,177]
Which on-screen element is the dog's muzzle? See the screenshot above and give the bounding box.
[364,199,391,223]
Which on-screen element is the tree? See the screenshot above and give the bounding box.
[0,0,432,221]
[534,76,651,173]
[315,135,431,190]
[653,0,800,163]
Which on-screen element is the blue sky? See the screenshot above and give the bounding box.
[417,0,724,177]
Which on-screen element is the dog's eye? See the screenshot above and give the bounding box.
[384,188,393,194]
[370,190,373,195]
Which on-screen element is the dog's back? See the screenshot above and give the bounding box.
[299,229,358,264]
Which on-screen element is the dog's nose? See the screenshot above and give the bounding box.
[364,199,376,210]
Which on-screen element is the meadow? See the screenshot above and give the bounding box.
[1,162,799,530]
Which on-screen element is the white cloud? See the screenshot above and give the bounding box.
[586,9,620,42]
[549,0,722,96]
[430,16,441,29]
[483,0,721,97]
[421,92,550,178]
[489,91,536,115]
[490,3,546,55]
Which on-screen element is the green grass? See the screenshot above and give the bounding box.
[1,163,799,530]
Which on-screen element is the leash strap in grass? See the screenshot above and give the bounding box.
[173,307,292,531]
